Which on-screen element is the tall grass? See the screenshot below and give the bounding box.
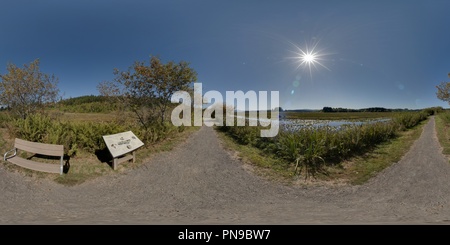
[217,110,431,178]
[7,113,183,157]
[393,111,429,131]
[435,110,450,155]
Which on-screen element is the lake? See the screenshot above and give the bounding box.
[240,116,391,131]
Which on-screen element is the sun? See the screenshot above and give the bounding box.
[302,53,316,63]
[287,40,331,78]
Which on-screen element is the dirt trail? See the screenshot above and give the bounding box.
[1,116,450,224]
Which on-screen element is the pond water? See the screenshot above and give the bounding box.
[279,118,392,131]
[240,116,392,132]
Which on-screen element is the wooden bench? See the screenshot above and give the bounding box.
[3,138,64,175]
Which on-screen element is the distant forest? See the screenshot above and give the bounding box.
[53,95,116,113]
[322,107,396,113]
[319,107,446,114]
[59,95,109,106]
[283,107,414,113]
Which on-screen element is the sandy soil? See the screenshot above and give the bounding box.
[1,116,450,224]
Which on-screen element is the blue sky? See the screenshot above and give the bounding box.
[1,0,449,110]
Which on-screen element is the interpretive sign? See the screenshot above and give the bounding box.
[102,131,144,170]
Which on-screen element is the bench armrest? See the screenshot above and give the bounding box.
[4,148,17,161]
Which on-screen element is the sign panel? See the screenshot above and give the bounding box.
[102,131,144,158]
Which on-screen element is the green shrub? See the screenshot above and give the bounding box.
[8,113,181,157]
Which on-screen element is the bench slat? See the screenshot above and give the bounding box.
[7,156,61,174]
[14,138,63,157]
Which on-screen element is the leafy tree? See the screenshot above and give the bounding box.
[436,73,450,104]
[322,107,333,112]
[0,59,60,119]
[273,107,283,112]
[98,55,197,127]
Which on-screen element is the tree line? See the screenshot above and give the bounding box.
[322,107,393,113]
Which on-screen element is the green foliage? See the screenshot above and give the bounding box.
[134,122,178,144]
[55,95,118,113]
[434,111,450,156]
[59,95,109,105]
[217,111,429,178]
[11,113,52,142]
[438,110,450,123]
[422,106,444,116]
[9,113,127,156]
[8,113,183,157]
[0,112,11,128]
[393,111,429,131]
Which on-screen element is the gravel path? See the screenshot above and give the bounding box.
[1,116,450,224]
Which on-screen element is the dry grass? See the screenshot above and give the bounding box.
[49,110,118,122]
[435,112,450,156]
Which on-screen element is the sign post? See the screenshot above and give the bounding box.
[102,131,144,170]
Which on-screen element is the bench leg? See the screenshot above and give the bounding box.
[60,156,63,175]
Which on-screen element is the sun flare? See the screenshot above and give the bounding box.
[287,40,331,79]
[302,53,316,63]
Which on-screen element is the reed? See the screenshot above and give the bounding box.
[217,110,430,178]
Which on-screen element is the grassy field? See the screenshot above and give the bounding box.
[435,111,450,156]
[50,111,117,122]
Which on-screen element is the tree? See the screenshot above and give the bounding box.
[273,107,283,112]
[436,73,450,104]
[0,59,60,119]
[98,55,197,127]
[322,106,333,112]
